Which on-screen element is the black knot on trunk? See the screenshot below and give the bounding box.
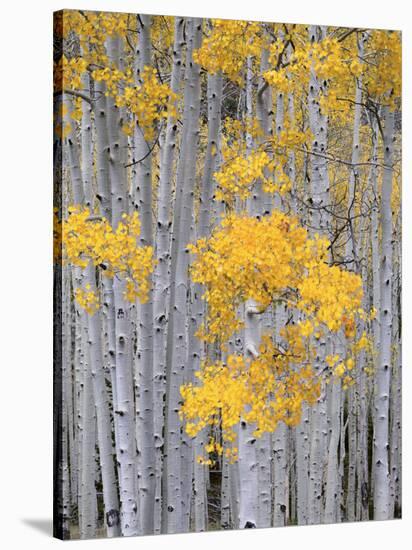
[106,509,120,527]
[244,521,256,528]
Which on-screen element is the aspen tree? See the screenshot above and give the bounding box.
[356,217,371,521]
[238,55,259,530]
[106,34,139,536]
[64,90,121,537]
[273,53,288,528]
[190,70,223,532]
[80,71,93,208]
[344,35,365,523]
[153,18,185,533]
[79,82,122,538]
[79,354,97,539]
[91,79,121,472]
[374,106,395,520]
[307,25,330,525]
[61,268,73,539]
[162,18,202,534]
[389,236,401,517]
[134,14,156,535]
[84,262,121,538]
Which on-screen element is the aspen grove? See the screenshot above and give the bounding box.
[53,11,401,539]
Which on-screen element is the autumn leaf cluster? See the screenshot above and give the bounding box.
[181,210,364,454]
[63,207,154,311]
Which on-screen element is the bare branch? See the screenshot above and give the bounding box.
[56,89,93,105]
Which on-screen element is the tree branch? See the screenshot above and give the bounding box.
[124,121,164,168]
[56,89,93,105]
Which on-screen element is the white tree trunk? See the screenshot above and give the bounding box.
[61,270,72,538]
[229,448,240,529]
[374,106,395,520]
[79,338,97,539]
[346,385,357,521]
[238,55,259,531]
[133,13,156,535]
[162,18,202,534]
[106,34,139,536]
[324,379,341,523]
[64,95,84,205]
[389,238,401,517]
[84,265,121,537]
[75,82,122,538]
[191,70,223,532]
[92,75,121,482]
[152,17,184,534]
[295,404,310,525]
[273,423,288,526]
[345,34,364,268]
[307,26,330,524]
[356,226,370,521]
[273,76,289,529]
[239,304,260,529]
[80,71,93,208]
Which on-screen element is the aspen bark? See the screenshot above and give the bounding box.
[370,116,380,360]
[374,106,395,520]
[357,229,370,521]
[346,34,364,268]
[134,13,156,535]
[92,76,121,478]
[307,25,330,525]
[273,423,288,526]
[295,404,310,525]
[84,265,121,537]
[106,34,139,536]
[238,55,259,531]
[76,83,122,538]
[64,90,120,537]
[79,339,97,539]
[162,18,202,534]
[221,452,231,528]
[152,17,185,533]
[324,379,341,523]
[64,96,84,205]
[80,71,93,208]
[369,115,380,514]
[273,78,289,529]
[93,80,112,220]
[73,302,84,527]
[346,384,357,521]
[239,304,260,529]
[390,239,401,517]
[189,71,223,531]
[307,25,330,233]
[255,47,274,529]
[343,39,364,522]
[61,272,72,538]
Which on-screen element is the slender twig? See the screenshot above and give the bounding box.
[295,146,396,172]
[124,121,165,168]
